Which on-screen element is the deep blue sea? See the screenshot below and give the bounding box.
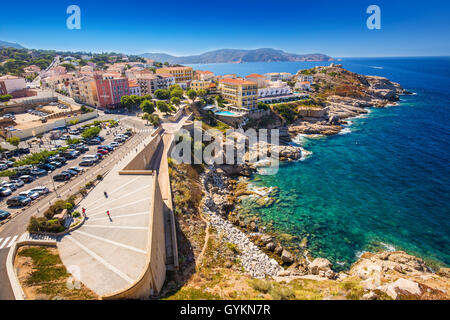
[189,57,450,270]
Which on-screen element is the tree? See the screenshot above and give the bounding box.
[154,89,170,100]
[257,102,269,110]
[156,101,172,115]
[170,87,184,99]
[81,127,101,139]
[197,89,207,98]
[140,100,155,114]
[7,137,20,149]
[0,94,13,102]
[187,89,197,101]
[149,114,161,126]
[171,96,181,107]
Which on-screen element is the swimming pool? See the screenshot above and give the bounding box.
[215,111,237,116]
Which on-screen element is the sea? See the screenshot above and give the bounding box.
[188,57,450,271]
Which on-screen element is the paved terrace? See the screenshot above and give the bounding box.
[58,131,158,296]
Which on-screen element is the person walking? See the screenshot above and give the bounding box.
[82,207,86,215]
[107,210,110,217]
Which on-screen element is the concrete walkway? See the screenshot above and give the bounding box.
[58,131,157,296]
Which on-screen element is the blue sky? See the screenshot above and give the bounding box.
[0,0,449,57]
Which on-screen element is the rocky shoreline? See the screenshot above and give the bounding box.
[200,164,450,299]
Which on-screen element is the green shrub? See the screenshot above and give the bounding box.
[250,279,272,293]
[72,211,81,218]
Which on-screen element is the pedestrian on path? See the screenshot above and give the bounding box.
[82,207,86,215]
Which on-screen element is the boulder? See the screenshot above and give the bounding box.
[266,242,276,252]
[377,278,422,300]
[308,258,333,275]
[261,235,273,244]
[281,249,295,264]
[274,244,283,255]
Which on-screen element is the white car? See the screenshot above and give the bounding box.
[0,187,12,197]
[110,142,120,148]
[2,182,17,191]
[0,164,8,171]
[10,179,24,188]
[19,190,40,200]
[30,186,50,195]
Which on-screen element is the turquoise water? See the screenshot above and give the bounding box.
[215,111,236,116]
[192,58,450,270]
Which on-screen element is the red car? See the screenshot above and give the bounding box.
[97,149,109,155]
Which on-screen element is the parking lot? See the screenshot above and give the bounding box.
[0,121,136,218]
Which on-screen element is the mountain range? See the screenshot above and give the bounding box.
[0,40,25,49]
[140,48,333,64]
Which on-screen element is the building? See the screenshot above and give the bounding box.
[194,70,215,81]
[218,78,258,111]
[23,65,41,77]
[0,76,27,96]
[264,72,292,81]
[190,79,213,91]
[136,74,175,96]
[70,77,99,107]
[94,72,130,108]
[295,81,311,91]
[245,73,266,88]
[156,66,193,84]
[128,80,142,96]
[297,75,313,84]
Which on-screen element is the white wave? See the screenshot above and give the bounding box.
[339,127,352,135]
[355,250,367,258]
[300,147,313,161]
[369,66,384,69]
[379,242,396,252]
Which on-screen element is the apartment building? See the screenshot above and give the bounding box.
[136,74,175,96]
[194,70,215,81]
[70,77,99,107]
[218,78,258,111]
[94,72,130,108]
[190,79,214,91]
[297,75,314,84]
[156,66,193,83]
[245,73,266,88]
[264,72,293,81]
[128,80,142,96]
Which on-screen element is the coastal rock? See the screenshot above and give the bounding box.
[362,291,379,300]
[377,278,422,300]
[437,268,450,278]
[261,235,273,244]
[308,258,333,275]
[266,242,276,252]
[281,249,295,264]
[274,244,282,255]
[328,114,340,125]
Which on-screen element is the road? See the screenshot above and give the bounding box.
[0,115,149,300]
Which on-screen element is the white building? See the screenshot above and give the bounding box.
[264,72,292,81]
[295,81,311,91]
[298,75,313,84]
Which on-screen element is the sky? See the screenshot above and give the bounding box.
[0,0,449,57]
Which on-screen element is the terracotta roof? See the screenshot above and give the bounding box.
[128,80,139,87]
[246,73,264,78]
[196,70,214,74]
[219,78,257,85]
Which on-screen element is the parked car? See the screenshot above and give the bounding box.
[50,161,63,168]
[31,168,48,176]
[114,137,125,143]
[37,163,56,171]
[0,209,11,220]
[79,159,95,167]
[97,149,109,155]
[66,169,79,176]
[76,145,89,153]
[0,187,12,197]
[68,167,84,173]
[61,170,75,177]
[53,173,71,181]
[19,190,40,200]
[7,195,31,207]
[10,179,24,188]
[110,142,120,148]
[19,175,34,183]
[2,182,17,191]
[0,163,8,171]
[30,186,50,195]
